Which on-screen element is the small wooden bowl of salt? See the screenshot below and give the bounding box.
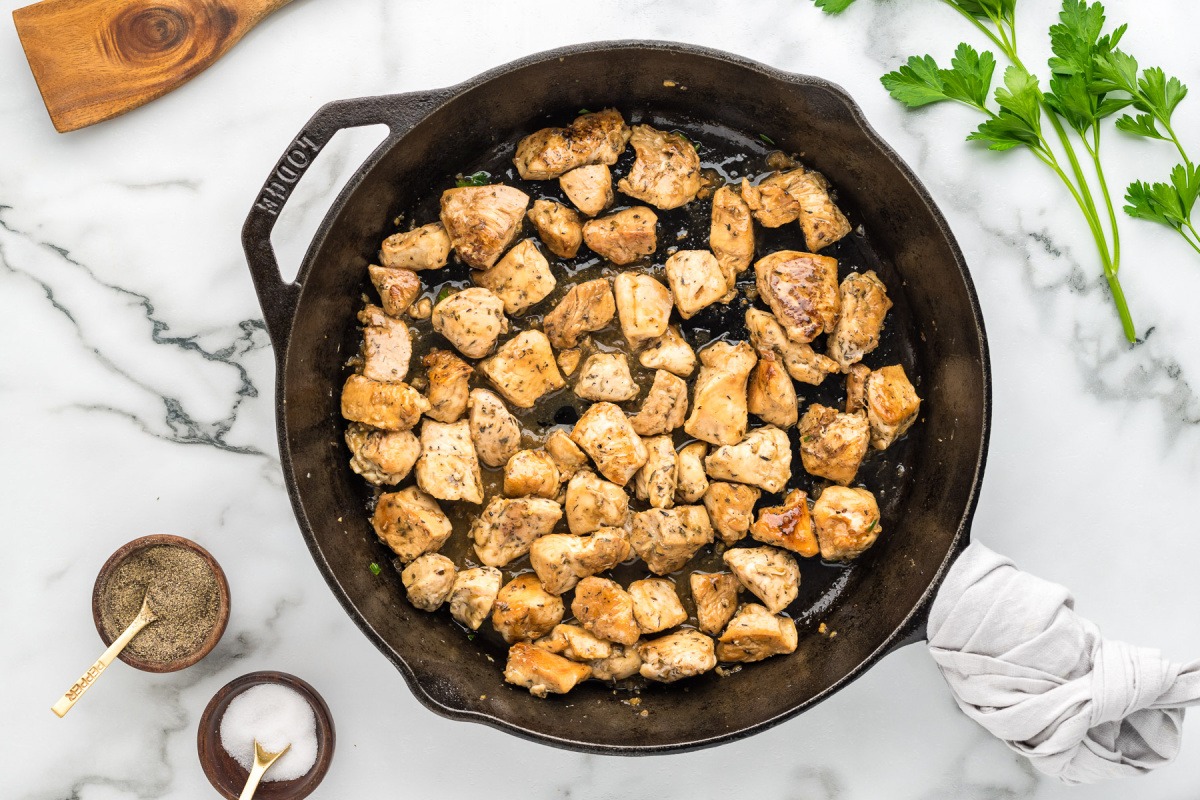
[197,671,335,799]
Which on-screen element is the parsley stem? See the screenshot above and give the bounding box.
[1084,131,1122,274]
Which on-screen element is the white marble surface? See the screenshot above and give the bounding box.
[3,0,1200,797]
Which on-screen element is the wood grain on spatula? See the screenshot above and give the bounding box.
[13,0,294,132]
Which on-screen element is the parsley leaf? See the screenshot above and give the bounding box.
[881,56,950,108]
[1125,164,1200,230]
[1096,51,1189,134]
[455,171,490,187]
[1115,113,1165,140]
[950,0,1017,19]
[968,66,1044,150]
[1043,0,1129,134]
[881,45,995,112]
[813,0,856,12]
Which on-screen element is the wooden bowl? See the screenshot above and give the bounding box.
[91,534,231,673]
[197,671,335,799]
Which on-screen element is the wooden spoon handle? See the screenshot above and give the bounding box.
[50,609,154,717]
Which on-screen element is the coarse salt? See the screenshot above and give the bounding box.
[219,683,318,781]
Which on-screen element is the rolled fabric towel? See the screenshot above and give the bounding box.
[927,542,1200,784]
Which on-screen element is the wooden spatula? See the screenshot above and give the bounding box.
[13,0,294,132]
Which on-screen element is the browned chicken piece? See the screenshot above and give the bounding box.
[565,469,630,535]
[573,353,640,402]
[345,422,420,486]
[543,277,616,349]
[590,643,644,681]
[473,238,556,316]
[705,425,792,494]
[534,624,612,661]
[477,330,566,409]
[449,566,502,630]
[664,250,729,319]
[471,496,563,568]
[827,270,892,369]
[560,164,614,217]
[813,485,882,561]
[545,429,589,482]
[690,572,740,635]
[614,272,673,349]
[675,441,709,504]
[359,305,412,383]
[439,185,530,269]
[741,173,801,228]
[678,503,715,543]
[492,574,566,644]
[557,348,582,377]
[710,185,755,288]
[529,527,631,595]
[749,489,818,557]
[503,449,560,499]
[798,404,870,486]
[638,630,717,682]
[379,222,451,271]
[504,642,592,698]
[368,265,422,317]
[745,308,840,386]
[431,287,508,359]
[513,108,631,180]
[372,486,453,563]
[415,419,484,504]
[755,251,840,344]
[845,363,870,415]
[634,436,678,510]
[629,370,688,436]
[422,349,472,423]
[638,324,696,377]
[571,576,640,646]
[409,298,433,319]
[865,364,921,449]
[790,168,853,252]
[630,506,714,575]
[341,374,430,431]
[747,352,798,428]
[723,546,800,614]
[629,578,688,634]
[527,199,583,259]
[684,341,758,446]
[716,604,798,662]
[703,481,761,545]
[401,553,457,612]
[583,207,659,265]
[468,388,521,468]
[570,402,648,486]
[617,125,702,210]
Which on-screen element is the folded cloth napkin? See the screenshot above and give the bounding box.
[927,542,1200,784]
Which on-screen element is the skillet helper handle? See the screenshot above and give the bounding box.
[925,541,1200,784]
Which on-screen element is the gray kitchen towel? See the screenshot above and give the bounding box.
[927,542,1200,784]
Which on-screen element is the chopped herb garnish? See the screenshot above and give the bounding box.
[369,562,382,576]
[436,286,452,304]
[759,132,776,145]
[455,171,490,187]
[578,108,592,115]
[467,633,476,641]
[865,518,878,533]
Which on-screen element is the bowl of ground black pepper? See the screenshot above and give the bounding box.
[92,534,230,672]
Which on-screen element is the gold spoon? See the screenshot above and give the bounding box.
[51,593,157,717]
[239,740,292,799]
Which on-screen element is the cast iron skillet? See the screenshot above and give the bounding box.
[241,41,991,753]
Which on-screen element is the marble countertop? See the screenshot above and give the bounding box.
[4,0,1200,797]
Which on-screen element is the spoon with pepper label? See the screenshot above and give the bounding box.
[50,592,156,717]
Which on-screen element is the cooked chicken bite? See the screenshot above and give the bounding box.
[505,642,592,697]
[790,168,852,252]
[617,125,702,210]
[750,489,817,557]
[379,222,451,271]
[755,251,840,344]
[583,207,659,265]
[630,506,714,575]
[477,330,566,408]
[557,348,582,377]
[560,164,614,217]
[845,363,870,415]
[638,324,696,377]
[440,185,530,269]
[865,365,921,449]
[629,578,688,634]
[747,352,798,428]
[664,250,729,319]
[589,643,644,681]
[530,527,631,595]
[449,566,503,630]
[415,419,484,504]
[535,624,612,661]
[723,546,800,614]
[741,172,802,228]
[571,576,640,646]
[345,423,420,486]
[503,449,560,499]
[341,374,430,431]
[543,278,616,349]
[745,308,839,386]
[372,486,453,563]
[471,496,563,567]
[684,341,757,446]
[369,265,422,317]
[704,425,792,494]
[422,349,472,423]
[565,469,630,534]
[573,353,640,402]
[492,574,566,644]
[703,482,761,545]
[710,185,755,287]
[513,108,631,180]
[813,485,882,561]
[570,402,648,486]
[638,630,717,682]
[359,305,412,382]
[468,388,521,468]
[431,287,508,359]
[527,199,583,259]
[614,272,672,349]
[675,441,709,504]
[473,238,556,316]
[827,270,892,369]
[634,436,678,510]
[798,404,870,486]
[401,553,457,612]
[629,370,688,436]
[545,429,589,482]
[716,604,798,662]
[690,572,740,635]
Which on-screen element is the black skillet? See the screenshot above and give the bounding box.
[241,41,991,753]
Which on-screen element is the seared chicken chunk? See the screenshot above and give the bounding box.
[503,449,560,499]
[617,125,702,210]
[723,546,800,614]
[634,436,678,510]
[571,576,640,646]
[684,341,758,446]
[675,441,709,503]
[629,370,688,436]
[401,553,457,612]
[755,251,840,344]
[558,348,582,377]
[573,353,640,402]
[565,469,630,534]
[345,422,420,486]
[535,624,612,661]
[504,642,592,697]
[545,429,589,482]
[813,486,882,561]
[629,578,688,634]
[583,207,659,265]
[560,164,614,217]
[827,270,892,369]
[664,250,729,319]
[798,404,870,486]
[745,308,839,386]
[865,365,921,449]
[530,527,631,595]
[379,222,451,271]
[704,425,792,494]
[492,574,565,644]
[527,199,583,259]
[570,402,648,486]
[473,238,556,316]
[372,486,453,563]
[415,419,484,504]
[368,265,422,318]
[747,352,798,428]
[614,272,673,349]
[359,305,412,382]
[630,506,714,575]
[477,330,566,408]
[790,168,852,252]
[543,277,616,349]
[513,108,631,180]
[749,489,818,557]
[449,566,502,630]
[638,630,717,682]
[690,572,740,635]
[341,374,430,432]
[468,388,521,468]
[589,643,643,681]
[471,496,563,568]
[710,185,755,287]
[741,172,802,228]
[845,363,870,415]
[431,287,508,359]
[638,324,696,377]
[716,604,798,663]
[422,349,472,423]
[703,482,761,545]
[439,185,530,270]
